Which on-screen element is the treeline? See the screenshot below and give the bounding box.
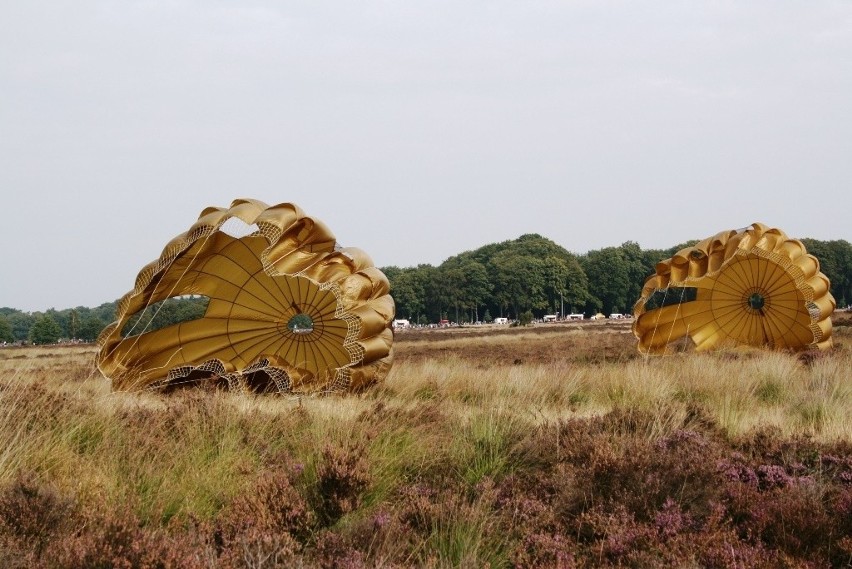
[382,234,690,325]
[1,234,850,343]
[0,303,117,345]
[0,297,210,345]
[382,234,852,324]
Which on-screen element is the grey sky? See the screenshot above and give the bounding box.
[2,1,850,312]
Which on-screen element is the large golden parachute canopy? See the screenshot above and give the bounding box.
[97,199,395,394]
[632,223,834,355]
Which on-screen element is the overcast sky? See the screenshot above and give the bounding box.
[2,1,850,312]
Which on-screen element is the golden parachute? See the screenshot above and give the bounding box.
[632,223,834,355]
[97,199,395,394]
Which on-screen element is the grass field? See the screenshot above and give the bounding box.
[1,317,851,568]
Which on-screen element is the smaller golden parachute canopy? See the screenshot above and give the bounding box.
[97,199,394,394]
[632,223,834,355]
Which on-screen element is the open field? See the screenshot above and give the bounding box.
[1,318,851,567]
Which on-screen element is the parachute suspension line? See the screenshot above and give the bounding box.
[104,225,221,378]
[662,285,688,352]
[643,285,669,357]
[119,229,208,339]
[643,284,688,357]
[642,291,661,361]
[642,297,657,361]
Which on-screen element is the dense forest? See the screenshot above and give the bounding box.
[2,235,850,344]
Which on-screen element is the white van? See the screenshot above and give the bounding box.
[493,317,509,325]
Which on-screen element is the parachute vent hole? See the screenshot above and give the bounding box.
[219,218,260,238]
[288,313,314,334]
[748,293,766,311]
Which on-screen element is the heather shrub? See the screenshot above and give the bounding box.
[509,531,577,569]
[217,532,299,569]
[105,394,261,526]
[395,480,508,567]
[44,506,212,569]
[1,335,850,566]
[726,480,834,557]
[312,530,367,569]
[311,441,371,527]
[501,404,852,567]
[311,505,413,567]
[514,406,727,520]
[213,462,313,568]
[0,474,76,557]
[564,427,723,524]
[721,430,852,565]
[216,464,313,549]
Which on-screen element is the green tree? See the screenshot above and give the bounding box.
[90,302,118,325]
[441,257,491,322]
[417,264,444,322]
[619,241,655,311]
[29,314,62,345]
[380,265,403,283]
[0,316,13,343]
[801,239,852,307]
[460,259,491,322]
[80,316,107,342]
[828,240,852,307]
[389,267,428,321]
[174,296,208,323]
[581,247,631,316]
[7,312,34,342]
[490,251,548,317]
[562,254,590,314]
[542,256,570,314]
[436,263,466,322]
[68,308,80,339]
[493,234,589,316]
[46,308,68,338]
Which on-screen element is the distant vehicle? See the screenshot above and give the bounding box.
[542,314,558,322]
[568,313,585,320]
[392,319,410,329]
[493,317,509,325]
[609,313,624,319]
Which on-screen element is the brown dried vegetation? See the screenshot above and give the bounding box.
[0,321,850,567]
